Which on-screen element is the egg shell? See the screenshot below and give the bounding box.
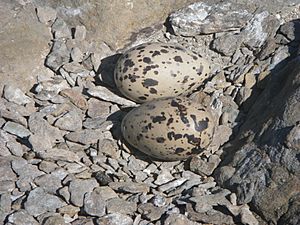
[114,42,210,103]
[121,97,215,161]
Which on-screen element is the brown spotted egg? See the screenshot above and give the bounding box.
[114,42,210,103]
[121,97,215,161]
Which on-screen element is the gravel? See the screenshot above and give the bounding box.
[0,1,299,224]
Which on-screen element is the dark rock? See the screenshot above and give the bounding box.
[216,56,300,224]
[279,19,300,42]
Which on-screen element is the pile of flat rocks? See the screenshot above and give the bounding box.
[1,1,299,225]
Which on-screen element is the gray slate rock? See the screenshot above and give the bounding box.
[106,197,137,215]
[34,174,62,194]
[24,187,66,217]
[109,181,149,194]
[279,19,300,42]
[3,121,31,138]
[45,40,70,71]
[3,85,32,105]
[8,210,39,225]
[169,1,252,36]
[0,157,17,181]
[83,188,106,217]
[96,213,133,225]
[54,110,82,131]
[69,178,98,207]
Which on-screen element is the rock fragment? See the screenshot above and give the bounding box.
[24,187,66,217]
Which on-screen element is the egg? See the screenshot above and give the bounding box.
[121,97,215,161]
[114,42,210,103]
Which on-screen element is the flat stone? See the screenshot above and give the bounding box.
[190,189,231,213]
[98,138,119,159]
[54,110,82,131]
[109,181,150,194]
[36,6,57,25]
[24,187,66,217]
[69,178,98,207]
[3,85,33,106]
[169,1,252,36]
[189,155,221,176]
[209,125,233,149]
[0,180,15,194]
[83,188,106,217]
[107,197,137,215]
[51,17,71,39]
[164,214,198,225]
[34,174,63,194]
[39,161,58,173]
[138,203,165,221]
[37,148,80,163]
[35,79,70,96]
[28,112,65,145]
[45,40,70,71]
[11,158,45,179]
[42,214,67,225]
[279,19,300,42]
[70,47,84,62]
[158,178,187,193]
[187,204,234,224]
[87,86,137,106]
[83,118,112,129]
[6,141,23,157]
[241,11,280,49]
[0,108,27,127]
[8,210,39,225]
[154,170,174,186]
[60,88,88,110]
[75,25,87,41]
[96,213,133,225]
[29,133,53,152]
[240,206,259,225]
[87,98,111,118]
[3,121,31,138]
[212,33,243,56]
[65,128,111,145]
[0,157,17,181]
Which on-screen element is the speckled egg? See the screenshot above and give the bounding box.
[114,42,210,103]
[121,97,215,161]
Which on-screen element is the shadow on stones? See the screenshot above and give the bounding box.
[213,22,300,224]
[95,53,122,89]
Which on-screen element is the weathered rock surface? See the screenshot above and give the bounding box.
[0,1,51,92]
[35,0,197,49]
[216,56,300,224]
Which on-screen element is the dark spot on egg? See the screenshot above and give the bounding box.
[143,57,152,64]
[174,56,183,63]
[142,78,159,88]
[156,137,165,143]
[149,88,157,94]
[175,147,185,154]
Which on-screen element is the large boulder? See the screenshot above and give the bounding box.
[34,0,197,50]
[215,55,300,224]
[0,1,51,92]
